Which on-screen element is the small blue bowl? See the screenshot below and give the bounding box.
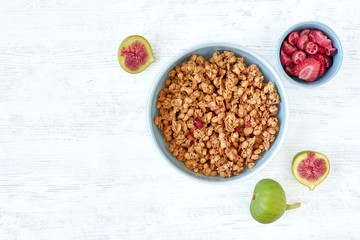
[276,21,343,87]
[148,43,289,182]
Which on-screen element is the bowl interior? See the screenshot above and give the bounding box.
[277,21,343,87]
[149,43,289,182]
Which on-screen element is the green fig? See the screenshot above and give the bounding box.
[250,179,300,224]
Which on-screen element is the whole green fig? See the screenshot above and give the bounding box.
[250,179,300,224]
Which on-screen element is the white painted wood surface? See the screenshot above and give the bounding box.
[1,0,360,239]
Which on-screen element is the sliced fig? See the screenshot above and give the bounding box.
[118,35,156,74]
[292,151,330,191]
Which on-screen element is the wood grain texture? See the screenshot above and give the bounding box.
[0,0,359,239]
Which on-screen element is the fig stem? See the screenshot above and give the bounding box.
[286,203,301,210]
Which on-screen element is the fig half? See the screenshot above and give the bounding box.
[250,179,300,224]
[118,35,155,74]
[292,151,330,191]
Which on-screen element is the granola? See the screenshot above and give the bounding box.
[154,51,280,177]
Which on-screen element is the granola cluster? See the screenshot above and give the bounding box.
[154,51,280,177]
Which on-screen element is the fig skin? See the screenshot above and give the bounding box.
[250,179,300,224]
[292,151,330,191]
[118,35,156,74]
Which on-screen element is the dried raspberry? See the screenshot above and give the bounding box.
[189,126,196,134]
[187,133,196,141]
[242,120,251,128]
[194,118,203,129]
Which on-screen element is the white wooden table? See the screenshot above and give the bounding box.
[1,0,359,239]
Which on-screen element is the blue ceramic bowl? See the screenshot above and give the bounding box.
[148,43,289,182]
[277,21,343,87]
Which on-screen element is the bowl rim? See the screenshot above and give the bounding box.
[147,42,289,183]
[276,21,343,88]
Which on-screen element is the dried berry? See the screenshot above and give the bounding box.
[194,118,203,129]
[293,58,321,82]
